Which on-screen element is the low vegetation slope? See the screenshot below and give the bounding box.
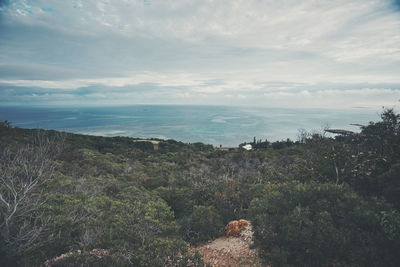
[0,109,399,266]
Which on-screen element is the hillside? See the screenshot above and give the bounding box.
[0,109,399,266]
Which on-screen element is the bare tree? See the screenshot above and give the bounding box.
[297,128,310,144]
[0,130,64,256]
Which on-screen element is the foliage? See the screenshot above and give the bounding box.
[249,182,398,266]
[0,108,399,266]
[181,205,223,244]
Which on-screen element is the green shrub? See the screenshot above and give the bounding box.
[182,205,223,244]
[249,182,399,266]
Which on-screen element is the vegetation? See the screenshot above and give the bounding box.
[0,109,399,266]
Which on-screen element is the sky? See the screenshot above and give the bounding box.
[0,0,400,109]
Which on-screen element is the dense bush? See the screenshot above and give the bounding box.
[249,182,399,266]
[181,205,224,245]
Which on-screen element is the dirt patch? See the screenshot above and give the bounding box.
[190,224,262,267]
[132,139,160,144]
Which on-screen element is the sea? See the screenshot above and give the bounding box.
[0,105,381,147]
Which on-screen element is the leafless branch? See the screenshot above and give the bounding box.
[0,130,64,255]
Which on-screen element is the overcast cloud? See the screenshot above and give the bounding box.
[0,0,400,108]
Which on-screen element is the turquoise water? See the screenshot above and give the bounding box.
[0,105,380,147]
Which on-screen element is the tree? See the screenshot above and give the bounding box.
[0,130,64,263]
[359,109,400,161]
[345,109,400,198]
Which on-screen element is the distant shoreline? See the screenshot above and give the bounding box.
[0,105,380,147]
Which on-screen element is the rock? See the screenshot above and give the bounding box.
[225,219,250,237]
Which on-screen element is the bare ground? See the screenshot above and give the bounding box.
[190,224,263,267]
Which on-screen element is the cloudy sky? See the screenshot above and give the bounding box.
[0,0,400,109]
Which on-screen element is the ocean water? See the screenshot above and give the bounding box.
[0,105,380,147]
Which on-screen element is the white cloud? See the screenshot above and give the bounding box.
[0,0,399,108]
